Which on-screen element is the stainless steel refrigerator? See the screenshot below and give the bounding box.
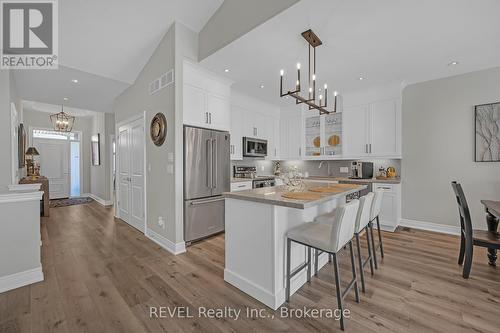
[184,126,230,243]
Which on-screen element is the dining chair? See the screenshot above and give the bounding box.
[285,199,360,331]
[451,181,500,278]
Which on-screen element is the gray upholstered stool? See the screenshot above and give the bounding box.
[369,189,385,269]
[285,200,360,331]
[353,192,375,292]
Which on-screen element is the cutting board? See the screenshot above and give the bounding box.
[308,186,345,193]
[281,191,323,200]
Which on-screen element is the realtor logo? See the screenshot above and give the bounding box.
[1,0,58,69]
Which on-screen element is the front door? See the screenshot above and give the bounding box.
[33,138,70,199]
[117,118,145,232]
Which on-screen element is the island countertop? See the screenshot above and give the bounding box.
[223,182,366,209]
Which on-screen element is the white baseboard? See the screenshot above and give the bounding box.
[146,228,186,255]
[82,193,113,206]
[224,252,330,310]
[0,267,44,293]
[399,218,460,235]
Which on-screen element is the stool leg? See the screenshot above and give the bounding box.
[355,233,365,293]
[307,246,312,283]
[376,216,384,258]
[286,238,291,302]
[332,253,345,330]
[314,249,319,276]
[366,226,374,275]
[349,240,360,303]
[370,222,378,269]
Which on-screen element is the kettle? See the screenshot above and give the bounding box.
[386,167,397,178]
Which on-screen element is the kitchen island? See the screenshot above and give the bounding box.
[223,182,366,310]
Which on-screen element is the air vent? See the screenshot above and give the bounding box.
[149,69,174,95]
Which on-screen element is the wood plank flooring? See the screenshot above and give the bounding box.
[1,201,499,332]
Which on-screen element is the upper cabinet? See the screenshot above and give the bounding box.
[183,61,232,131]
[343,98,401,158]
[303,112,343,159]
[279,110,303,160]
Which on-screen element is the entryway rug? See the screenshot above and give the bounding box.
[50,197,94,208]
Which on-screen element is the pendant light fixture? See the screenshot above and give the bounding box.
[50,104,75,132]
[279,29,338,114]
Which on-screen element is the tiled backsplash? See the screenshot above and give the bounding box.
[231,158,401,178]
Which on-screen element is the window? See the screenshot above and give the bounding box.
[32,129,79,141]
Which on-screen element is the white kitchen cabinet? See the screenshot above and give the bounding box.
[303,112,343,159]
[343,98,400,158]
[370,100,400,157]
[230,106,243,160]
[372,183,401,231]
[182,61,232,131]
[279,113,303,160]
[230,181,253,192]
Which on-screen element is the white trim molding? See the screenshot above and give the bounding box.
[82,193,113,206]
[146,228,186,255]
[399,218,460,235]
[0,190,43,204]
[9,183,42,191]
[0,267,44,293]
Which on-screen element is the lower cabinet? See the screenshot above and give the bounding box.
[372,183,401,231]
[230,181,253,192]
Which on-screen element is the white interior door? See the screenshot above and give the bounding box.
[33,138,70,199]
[117,118,145,232]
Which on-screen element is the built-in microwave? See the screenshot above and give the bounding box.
[243,137,267,157]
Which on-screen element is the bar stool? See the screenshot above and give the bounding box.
[353,192,375,292]
[370,189,385,269]
[285,200,360,330]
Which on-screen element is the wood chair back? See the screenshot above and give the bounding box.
[451,181,473,242]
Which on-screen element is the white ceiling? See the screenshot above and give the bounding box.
[200,0,500,107]
[14,0,223,112]
[23,100,98,118]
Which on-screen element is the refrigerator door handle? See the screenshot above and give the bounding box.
[212,138,217,188]
[189,197,225,206]
[206,139,212,188]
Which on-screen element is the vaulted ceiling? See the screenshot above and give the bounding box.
[200,0,500,107]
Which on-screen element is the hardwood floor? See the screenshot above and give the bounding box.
[1,201,499,333]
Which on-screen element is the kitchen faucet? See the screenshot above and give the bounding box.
[318,161,330,175]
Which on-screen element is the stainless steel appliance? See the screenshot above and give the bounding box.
[233,166,275,188]
[184,126,230,243]
[349,161,374,179]
[243,137,267,157]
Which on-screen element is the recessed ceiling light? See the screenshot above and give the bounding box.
[285,96,289,99]
[260,85,265,89]
[224,68,230,73]
[71,79,78,83]
[63,97,69,101]
[448,61,459,66]
[358,76,365,81]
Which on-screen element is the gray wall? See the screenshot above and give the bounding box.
[23,109,93,195]
[198,0,299,60]
[402,67,500,230]
[0,71,12,190]
[114,24,177,241]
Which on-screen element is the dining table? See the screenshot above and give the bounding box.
[480,200,500,266]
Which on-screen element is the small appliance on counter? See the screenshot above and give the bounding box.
[349,161,374,179]
[233,166,275,188]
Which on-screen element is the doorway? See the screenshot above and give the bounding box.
[116,115,145,232]
[31,129,82,199]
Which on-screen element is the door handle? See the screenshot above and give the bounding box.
[206,139,212,188]
[205,112,208,124]
[369,144,372,153]
[190,197,225,205]
[209,113,212,124]
[212,138,217,188]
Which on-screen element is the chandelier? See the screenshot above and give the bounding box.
[49,105,75,132]
[279,29,337,115]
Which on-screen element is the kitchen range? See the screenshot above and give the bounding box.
[233,166,275,188]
